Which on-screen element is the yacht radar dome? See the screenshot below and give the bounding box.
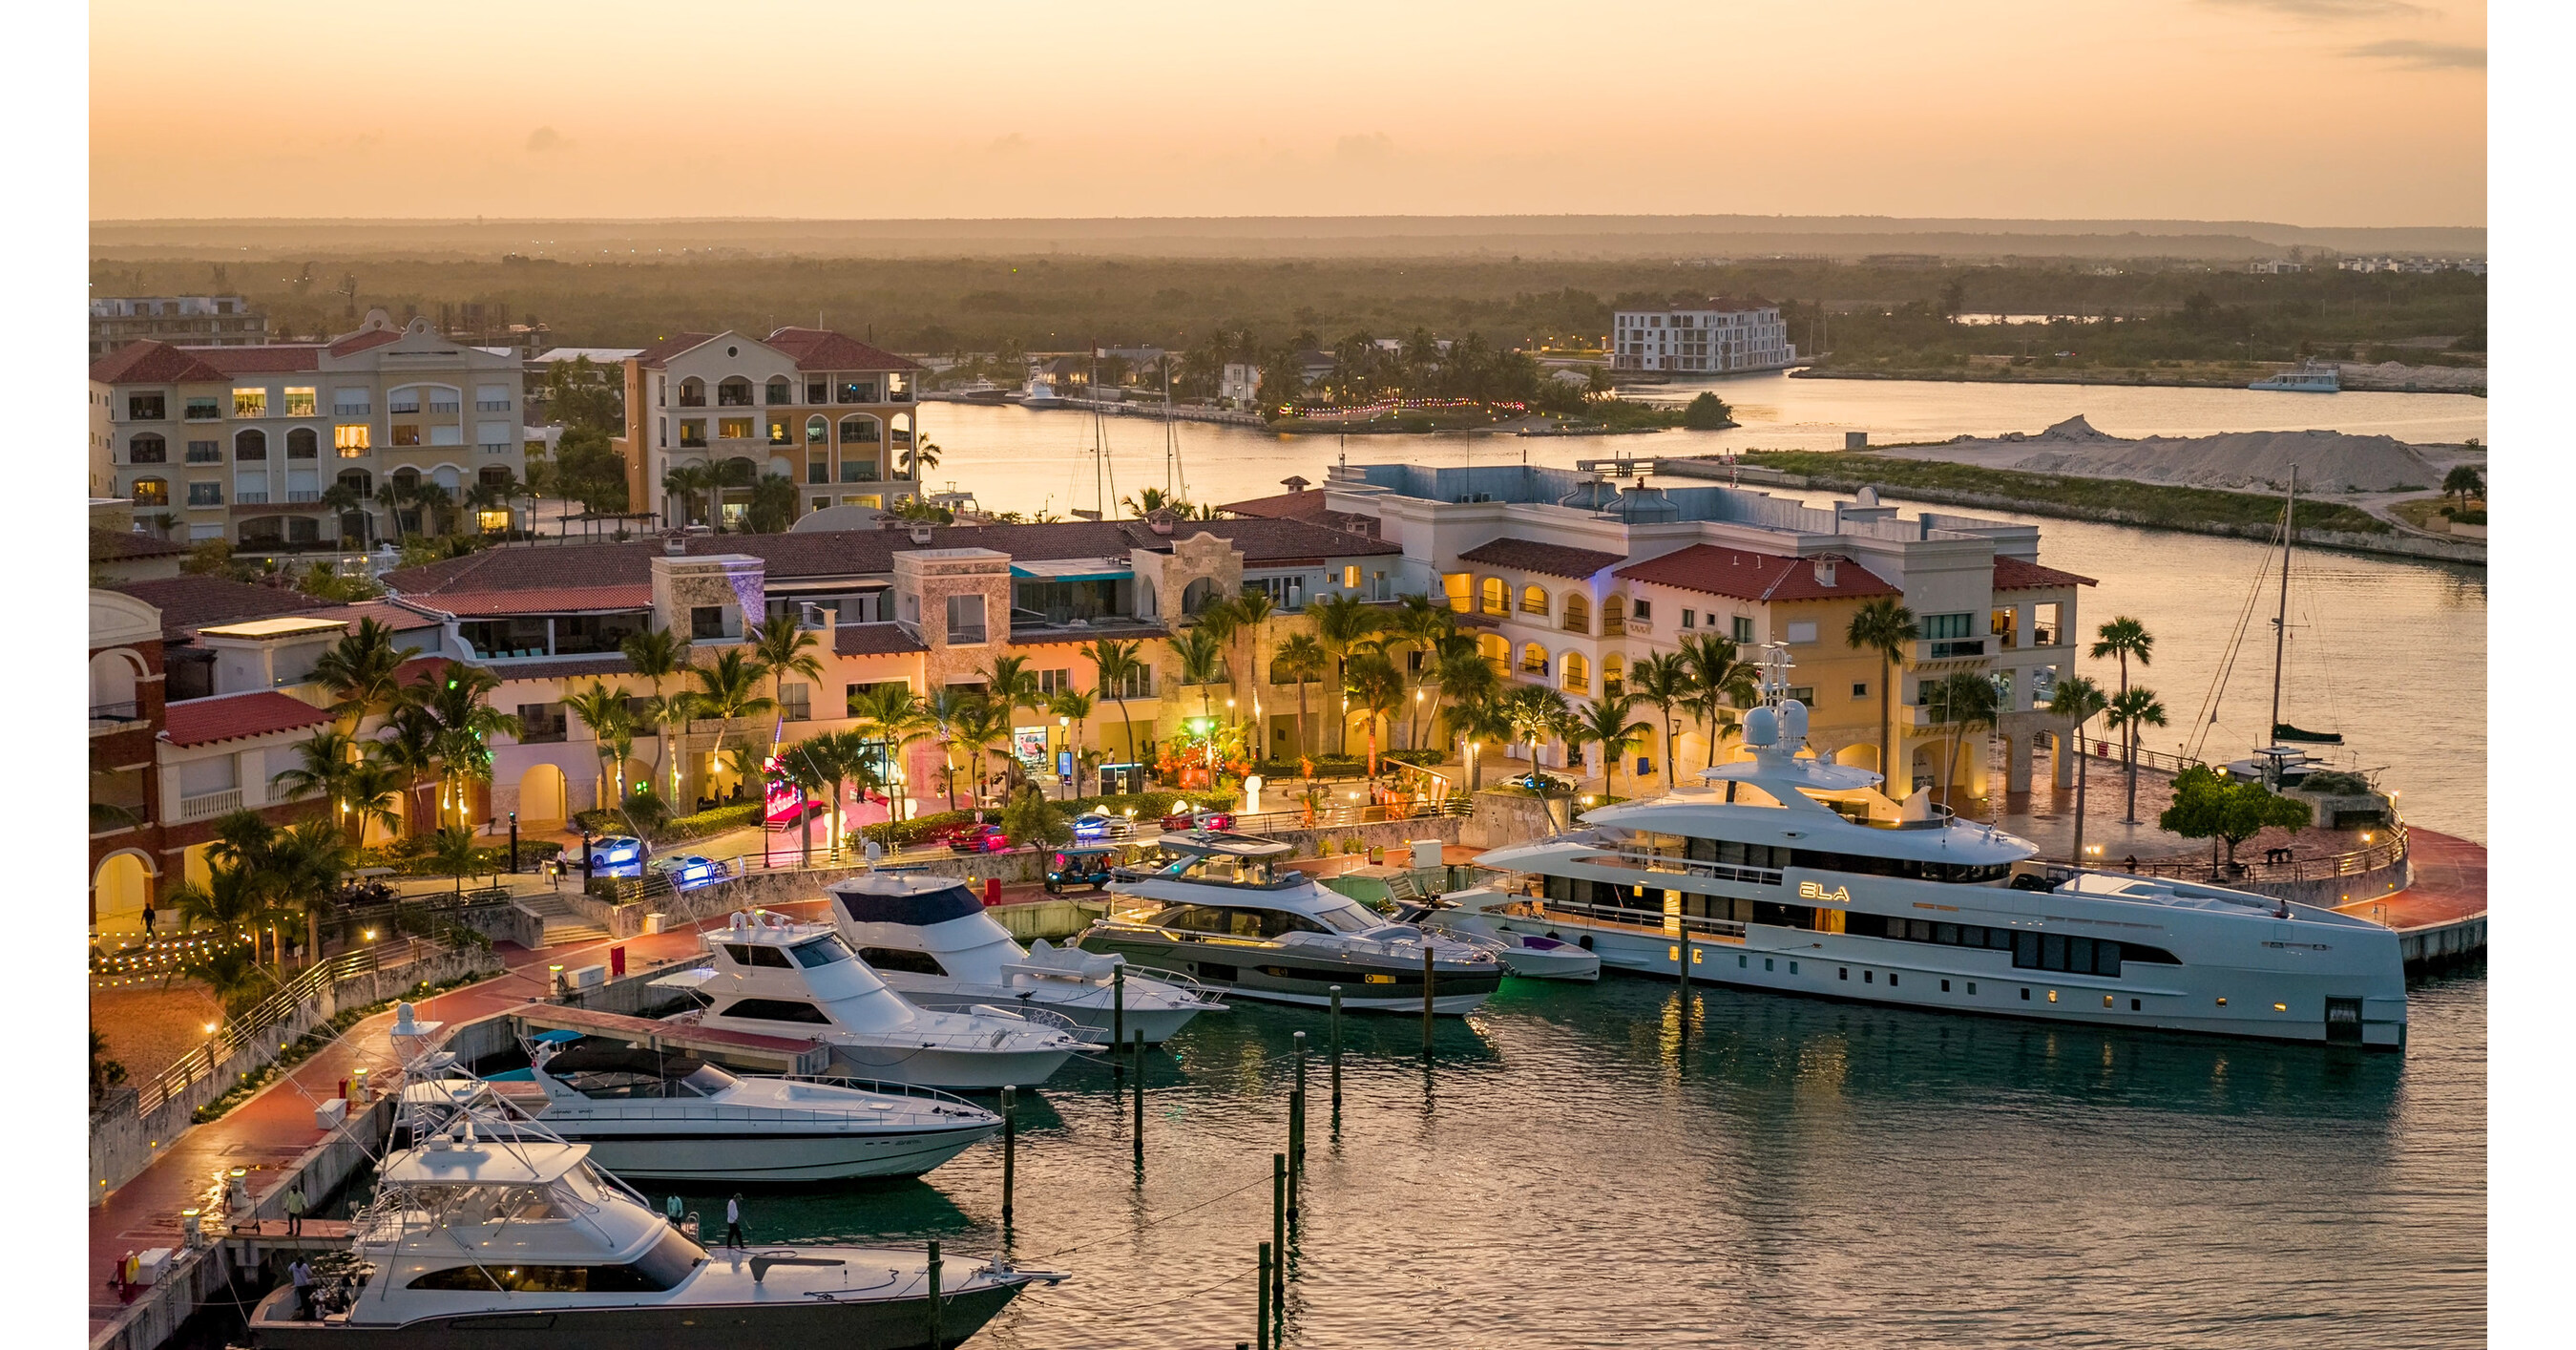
[1743,706,1779,748]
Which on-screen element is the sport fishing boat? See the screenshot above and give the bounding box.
[1074,830,1504,1013]
[823,873,1225,1044]
[1465,697,2406,1048]
[401,1035,1003,1183]
[242,1115,1058,1349]
[661,911,1090,1090]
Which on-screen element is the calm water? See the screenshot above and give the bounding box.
[661,968,2484,1348]
[926,382,2487,840]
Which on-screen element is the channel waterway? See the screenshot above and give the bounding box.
[648,967,2483,1348]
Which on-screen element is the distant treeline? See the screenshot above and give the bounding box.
[90,255,2483,368]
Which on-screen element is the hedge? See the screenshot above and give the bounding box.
[1250,749,1446,780]
[572,801,760,843]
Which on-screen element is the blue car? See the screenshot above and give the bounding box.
[648,854,729,891]
[587,834,647,876]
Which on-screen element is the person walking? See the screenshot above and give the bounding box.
[665,1194,683,1227]
[723,1194,744,1248]
[283,1184,305,1236]
[141,905,156,938]
[289,1258,313,1319]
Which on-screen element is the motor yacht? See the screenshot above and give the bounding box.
[823,873,1224,1044]
[1324,864,1601,981]
[401,1036,1001,1183]
[243,1116,1057,1349]
[1074,830,1503,1013]
[662,911,1090,1090]
[1466,697,2407,1048]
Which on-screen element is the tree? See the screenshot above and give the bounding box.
[1082,638,1147,765]
[1628,651,1695,791]
[951,698,1014,808]
[310,618,421,730]
[318,480,370,547]
[1566,694,1654,802]
[1120,487,1184,518]
[1048,687,1096,795]
[743,474,802,533]
[1681,391,1733,430]
[2441,464,2483,506]
[553,424,629,513]
[1444,697,1517,791]
[619,623,693,801]
[2047,674,2110,863]
[338,758,408,848]
[1343,651,1406,778]
[374,703,443,838]
[1678,632,1761,770]
[1271,633,1328,760]
[1926,671,2002,810]
[1377,592,1451,749]
[744,617,825,741]
[1305,592,1382,753]
[1425,630,1498,756]
[687,648,777,799]
[900,438,943,480]
[1231,588,1279,733]
[269,729,368,841]
[2105,686,2169,823]
[847,686,932,845]
[1168,625,1227,723]
[542,353,623,432]
[2160,766,2313,872]
[981,654,1048,787]
[663,463,713,528]
[372,480,416,544]
[922,687,980,811]
[1844,597,1919,788]
[406,661,523,831]
[999,784,1073,850]
[2090,616,2156,822]
[563,680,637,806]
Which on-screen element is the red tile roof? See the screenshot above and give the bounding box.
[1992,557,2099,590]
[194,346,325,374]
[630,332,718,369]
[333,601,445,634]
[90,528,191,561]
[89,340,230,385]
[1615,545,1898,603]
[1457,538,1627,580]
[411,585,653,618]
[326,328,406,356]
[834,623,928,656]
[108,576,337,640]
[763,327,924,373]
[162,691,331,748]
[1220,489,1336,522]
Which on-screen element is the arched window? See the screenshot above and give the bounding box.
[336,468,372,496]
[127,433,166,465]
[1519,643,1549,676]
[234,429,268,461]
[805,415,828,445]
[1520,585,1548,617]
[678,377,707,408]
[478,466,512,490]
[1480,578,1506,616]
[130,477,168,507]
[1560,651,1590,695]
[764,377,793,406]
[285,428,318,459]
[391,467,421,493]
[431,465,461,491]
[717,376,754,408]
[889,412,913,448]
[1603,653,1626,698]
[840,415,879,444]
[1602,594,1626,634]
[1182,578,1220,616]
[1478,633,1512,669]
[1560,591,1590,635]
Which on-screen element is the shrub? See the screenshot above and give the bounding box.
[660,802,763,842]
[2299,770,2373,796]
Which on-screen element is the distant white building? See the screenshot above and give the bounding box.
[2248,259,2305,274]
[1611,299,1795,375]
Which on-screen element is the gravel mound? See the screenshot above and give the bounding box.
[2008,428,2441,493]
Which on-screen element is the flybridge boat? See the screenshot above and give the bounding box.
[824,873,1225,1045]
[1074,830,1503,1013]
[244,1112,1057,1349]
[1467,698,2406,1048]
[2248,360,2340,392]
[661,911,1090,1090]
[404,1036,1002,1184]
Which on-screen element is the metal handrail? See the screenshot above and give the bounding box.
[2069,823,2408,883]
[1500,896,1749,940]
[133,936,457,1115]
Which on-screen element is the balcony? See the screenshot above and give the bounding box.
[679,435,708,449]
[678,394,707,408]
[89,701,142,730]
[429,400,461,413]
[717,390,755,408]
[236,492,270,505]
[1916,639,1986,661]
[476,400,511,411]
[287,490,322,503]
[178,788,243,821]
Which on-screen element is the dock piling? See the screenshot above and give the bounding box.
[925,1238,944,1350]
[1132,1030,1146,1172]
[1328,985,1343,1112]
[1422,945,1435,1058]
[1257,1242,1272,1350]
[1112,966,1125,1077]
[1271,1152,1287,1308]
[998,1085,1016,1227]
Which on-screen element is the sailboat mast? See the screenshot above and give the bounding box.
[2270,465,2295,740]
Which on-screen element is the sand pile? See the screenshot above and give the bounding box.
[2007,427,2440,493]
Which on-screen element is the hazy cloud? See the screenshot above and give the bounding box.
[2344,38,2484,69]
[1334,132,1393,164]
[2203,0,2429,18]
[987,133,1030,157]
[525,126,567,153]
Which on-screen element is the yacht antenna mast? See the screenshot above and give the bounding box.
[2269,465,2295,744]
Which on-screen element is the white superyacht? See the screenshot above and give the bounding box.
[1467,697,2406,1048]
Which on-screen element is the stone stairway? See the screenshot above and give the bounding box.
[516,892,612,947]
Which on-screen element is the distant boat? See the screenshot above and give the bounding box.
[1023,378,1069,410]
[951,379,1009,404]
[2249,360,2340,392]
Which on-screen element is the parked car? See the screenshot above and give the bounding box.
[1071,809,1123,842]
[647,854,729,891]
[941,822,1011,854]
[587,834,648,876]
[1159,807,1234,833]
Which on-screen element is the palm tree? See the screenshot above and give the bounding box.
[1048,688,1096,795]
[2105,686,2169,824]
[1444,698,1517,791]
[1844,597,1920,788]
[1193,596,1243,711]
[1927,671,2003,811]
[562,680,638,807]
[1168,625,1227,724]
[1566,694,1655,802]
[848,687,932,842]
[980,654,1046,789]
[1678,632,1761,771]
[374,704,443,838]
[1627,651,1695,792]
[922,687,980,812]
[619,622,693,802]
[951,698,1013,809]
[268,728,362,821]
[900,438,942,481]
[708,458,758,529]
[2090,617,2156,821]
[2048,674,2110,864]
[1120,487,1182,517]
[1344,650,1406,778]
[407,661,522,830]
[776,748,832,864]
[371,480,415,544]
[688,648,777,803]
[319,480,368,546]
[1231,588,1278,734]
[744,616,825,743]
[339,757,408,848]
[1379,593,1453,749]
[1305,592,1382,754]
[1271,633,1328,761]
[1081,638,1146,767]
[412,482,456,538]
[1424,631,1497,757]
[310,618,420,730]
[662,463,712,527]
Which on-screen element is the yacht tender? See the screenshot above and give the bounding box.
[1465,698,2405,1048]
[824,873,1224,1044]
[1075,830,1503,1013]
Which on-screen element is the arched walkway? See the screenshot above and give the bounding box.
[518,763,568,827]
[1833,742,1881,772]
[92,851,156,936]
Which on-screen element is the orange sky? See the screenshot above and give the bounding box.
[89,0,2485,224]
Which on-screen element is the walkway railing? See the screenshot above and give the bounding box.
[131,937,453,1117]
[2064,824,2408,884]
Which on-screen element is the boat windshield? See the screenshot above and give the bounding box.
[1312,902,1381,934]
[788,935,856,968]
[1160,854,1284,887]
[679,1065,739,1096]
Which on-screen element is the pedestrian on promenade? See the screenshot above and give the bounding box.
[283,1184,306,1236]
[666,1194,682,1226]
[289,1258,312,1318]
[724,1194,744,1248]
[142,906,156,938]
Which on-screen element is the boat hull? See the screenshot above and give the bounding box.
[1073,931,1500,1014]
[893,986,1205,1045]
[247,1279,1026,1350]
[824,1044,1076,1091]
[561,1123,997,1182]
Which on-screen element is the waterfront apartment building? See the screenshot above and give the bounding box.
[1267,465,2094,803]
[91,295,269,360]
[1610,299,1796,375]
[88,309,530,545]
[615,327,926,528]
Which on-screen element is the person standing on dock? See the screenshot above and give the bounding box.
[283,1184,305,1236]
[289,1258,312,1318]
[665,1194,682,1226]
[724,1194,743,1248]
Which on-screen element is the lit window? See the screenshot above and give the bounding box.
[2215,997,2228,1006]
[2104,995,2113,1007]
[718,417,754,440]
[392,425,422,447]
[232,388,267,417]
[2272,1002,2288,1012]
[283,387,317,417]
[2047,990,2059,1003]
[336,425,371,455]
[1344,565,1361,589]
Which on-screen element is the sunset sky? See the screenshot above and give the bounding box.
[89,0,2484,225]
